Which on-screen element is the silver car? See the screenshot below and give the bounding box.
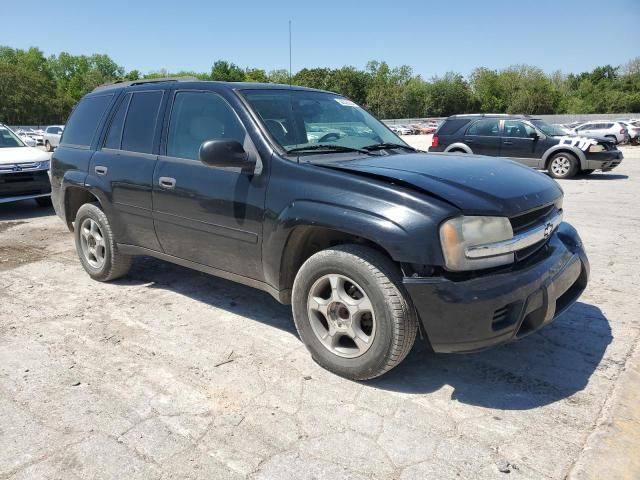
[43,125,64,152]
[572,121,627,144]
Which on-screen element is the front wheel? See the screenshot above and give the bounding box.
[292,244,418,380]
[548,152,578,179]
[74,203,132,281]
[45,141,52,152]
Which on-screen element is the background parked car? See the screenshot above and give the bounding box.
[43,125,64,151]
[14,129,37,147]
[571,121,627,144]
[617,120,640,144]
[390,124,412,135]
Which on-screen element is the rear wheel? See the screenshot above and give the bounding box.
[45,140,52,152]
[292,244,417,380]
[74,203,132,281]
[548,152,578,179]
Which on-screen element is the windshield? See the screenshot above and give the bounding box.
[241,89,407,153]
[0,126,26,148]
[530,120,569,136]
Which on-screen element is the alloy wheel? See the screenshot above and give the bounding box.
[307,274,376,358]
[79,218,106,269]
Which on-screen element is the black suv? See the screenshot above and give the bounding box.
[51,79,589,379]
[429,114,623,179]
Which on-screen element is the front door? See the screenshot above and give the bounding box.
[500,120,543,167]
[90,90,165,250]
[152,90,267,280]
[463,118,501,156]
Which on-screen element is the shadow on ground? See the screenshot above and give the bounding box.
[575,173,628,180]
[0,199,54,221]
[120,256,611,411]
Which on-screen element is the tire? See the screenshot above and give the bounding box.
[35,196,52,207]
[74,203,132,281]
[45,140,52,152]
[581,169,595,175]
[547,152,579,179]
[291,244,418,380]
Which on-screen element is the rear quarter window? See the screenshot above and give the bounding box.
[61,94,113,147]
[438,118,471,135]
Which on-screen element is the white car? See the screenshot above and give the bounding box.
[617,120,640,143]
[390,125,412,135]
[43,125,64,151]
[14,129,37,147]
[0,124,52,206]
[572,121,627,144]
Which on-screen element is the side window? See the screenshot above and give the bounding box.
[503,121,535,138]
[466,119,500,136]
[603,123,613,129]
[120,91,163,154]
[167,91,248,160]
[61,94,113,147]
[104,94,131,149]
[578,124,591,131]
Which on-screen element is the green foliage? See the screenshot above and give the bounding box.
[1,45,639,125]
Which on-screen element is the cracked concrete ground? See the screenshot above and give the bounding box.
[1,143,639,479]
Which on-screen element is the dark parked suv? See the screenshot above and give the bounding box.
[429,114,623,179]
[51,79,589,379]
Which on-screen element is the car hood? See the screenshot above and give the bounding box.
[319,152,562,216]
[0,147,50,165]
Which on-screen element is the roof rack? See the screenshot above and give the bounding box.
[92,77,199,92]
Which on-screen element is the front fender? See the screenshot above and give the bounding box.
[542,144,588,170]
[262,198,447,291]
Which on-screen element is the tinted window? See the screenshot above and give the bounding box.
[121,91,163,154]
[577,124,592,131]
[47,126,62,134]
[62,94,113,147]
[167,91,247,160]
[466,119,500,136]
[603,123,614,129]
[438,118,471,135]
[503,120,536,138]
[104,94,130,149]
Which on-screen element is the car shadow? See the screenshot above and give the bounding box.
[118,257,610,410]
[370,302,611,409]
[575,173,628,180]
[116,256,296,334]
[0,199,55,221]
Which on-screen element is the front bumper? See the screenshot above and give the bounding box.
[0,169,51,204]
[404,222,589,353]
[586,150,623,171]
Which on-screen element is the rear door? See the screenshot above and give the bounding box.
[90,89,166,250]
[500,120,543,167]
[152,89,267,280]
[463,119,501,155]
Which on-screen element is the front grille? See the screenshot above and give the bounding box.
[509,204,555,234]
[491,304,517,331]
[0,170,50,197]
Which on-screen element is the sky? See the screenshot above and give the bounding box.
[2,0,639,78]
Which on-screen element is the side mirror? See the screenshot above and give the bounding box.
[529,131,539,139]
[199,139,255,171]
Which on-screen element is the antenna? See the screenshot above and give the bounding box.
[288,20,292,86]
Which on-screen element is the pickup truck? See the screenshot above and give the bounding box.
[50,79,589,380]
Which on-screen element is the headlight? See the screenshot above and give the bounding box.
[40,160,50,170]
[439,216,514,271]
[588,144,605,153]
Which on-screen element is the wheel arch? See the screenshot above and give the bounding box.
[444,142,473,154]
[542,145,587,170]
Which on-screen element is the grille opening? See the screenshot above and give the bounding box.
[510,205,555,234]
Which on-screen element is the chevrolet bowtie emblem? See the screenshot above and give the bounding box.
[12,165,22,172]
[543,223,554,239]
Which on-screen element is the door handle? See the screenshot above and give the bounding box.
[95,166,108,176]
[159,177,176,189]
[503,141,513,145]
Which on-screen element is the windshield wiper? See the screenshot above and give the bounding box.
[362,142,417,152]
[286,144,372,155]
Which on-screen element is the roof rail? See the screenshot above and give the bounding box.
[92,76,199,92]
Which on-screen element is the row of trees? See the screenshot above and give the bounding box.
[1,46,639,125]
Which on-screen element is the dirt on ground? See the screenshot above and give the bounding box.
[0,143,639,479]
